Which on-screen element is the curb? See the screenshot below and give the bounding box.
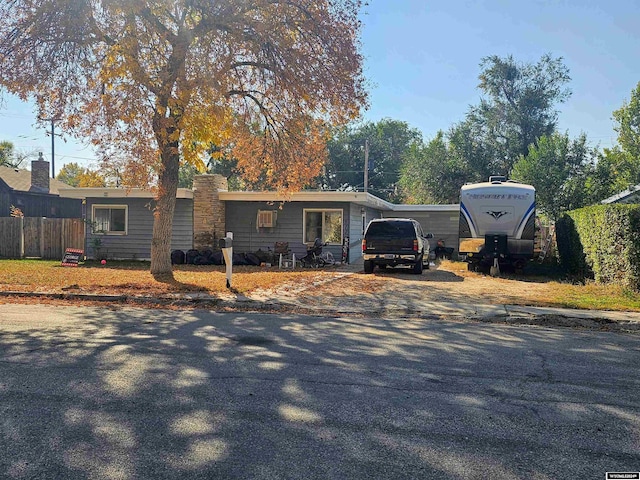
[1,290,639,333]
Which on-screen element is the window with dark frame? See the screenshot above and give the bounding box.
[92,205,127,234]
[304,209,342,244]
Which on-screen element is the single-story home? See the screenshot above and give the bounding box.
[59,174,460,263]
[59,187,194,260]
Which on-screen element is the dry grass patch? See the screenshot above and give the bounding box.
[0,259,341,296]
[2,259,639,313]
[300,260,640,312]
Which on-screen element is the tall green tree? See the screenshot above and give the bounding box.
[467,54,572,175]
[57,162,107,187]
[179,142,242,189]
[0,141,13,166]
[401,54,573,204]
[613,81,640,162]
[0,140,30,168]
[584,148,621,202]
[321,119,423,201]
[511,132,596,219]
[601,81,640,190]
[398,131,468,204]
[56,162,85,187]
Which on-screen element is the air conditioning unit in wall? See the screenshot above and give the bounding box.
[257,210,275,228]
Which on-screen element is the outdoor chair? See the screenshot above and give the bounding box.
[274,241,294,268]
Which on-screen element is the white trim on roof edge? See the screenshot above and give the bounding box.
[219,191,397,210]
[58,188,193,199]
[58,187,459,211]
[390,204,460,212]
[601,184,640,204]
[219,191,459,211]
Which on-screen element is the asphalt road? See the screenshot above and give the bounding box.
[0,303,639,479]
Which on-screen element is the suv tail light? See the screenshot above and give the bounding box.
[362,239,366,252]
[413,239,418,251]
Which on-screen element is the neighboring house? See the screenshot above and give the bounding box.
[58,187,194,260]
[601,184,640,204]
[60,174,461,263]
[0,160,82,217]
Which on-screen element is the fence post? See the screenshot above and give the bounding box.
[61,218,66,256]
[39,217,45,258]
[19,216,25,258]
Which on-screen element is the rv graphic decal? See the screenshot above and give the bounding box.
[486,210,510,220]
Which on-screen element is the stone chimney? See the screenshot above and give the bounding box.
[193,174,228,250]
[30,153,51,193]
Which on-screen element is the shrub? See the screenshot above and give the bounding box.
[557,204,640,291]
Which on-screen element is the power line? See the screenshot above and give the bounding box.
[0,112,36,119]
[58,154,99,162]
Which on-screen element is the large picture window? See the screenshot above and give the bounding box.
[92,205,127,235]
[304,209,343,244]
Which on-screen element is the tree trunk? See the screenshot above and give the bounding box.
[150,141,180,277]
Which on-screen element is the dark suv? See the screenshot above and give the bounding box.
[362,218,433,274]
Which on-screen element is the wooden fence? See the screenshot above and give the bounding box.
[0,217,85,260]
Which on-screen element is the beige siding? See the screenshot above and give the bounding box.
[383,209,460,254]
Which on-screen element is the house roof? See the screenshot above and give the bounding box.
[58,187,194,199]
[389,203,460,212]
[57,185,459,211]
[219,190,397,210]
[0,165,72,195]
[219,190,460,212]
[601,184,640,204]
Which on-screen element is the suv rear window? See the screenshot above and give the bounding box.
[366,221,415,237]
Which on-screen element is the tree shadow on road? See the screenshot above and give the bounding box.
[0,304,638,479]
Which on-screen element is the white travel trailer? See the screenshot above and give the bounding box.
[458,176,536,275]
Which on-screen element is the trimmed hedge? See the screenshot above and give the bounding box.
[556,204,640,291]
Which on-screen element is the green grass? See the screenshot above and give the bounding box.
[545,282,640,311]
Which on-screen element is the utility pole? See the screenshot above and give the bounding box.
[50,119,55,179]
[364,139,369,193]
[40,117,58,178]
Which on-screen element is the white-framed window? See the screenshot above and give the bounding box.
[257,209,276,228]
[92,204,128,235]
[303,209,343,244]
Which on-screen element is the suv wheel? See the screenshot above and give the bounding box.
[363,260,374,274]
[412,258,423,274]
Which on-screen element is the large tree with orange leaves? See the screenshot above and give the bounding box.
[0,0,367,275]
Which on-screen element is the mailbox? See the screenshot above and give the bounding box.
[219,233,233,289]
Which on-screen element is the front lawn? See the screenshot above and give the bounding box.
[1,259,639,313]
[0,259,339,296]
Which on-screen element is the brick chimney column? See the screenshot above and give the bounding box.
[193,174,228,250]
[31,155,51,193]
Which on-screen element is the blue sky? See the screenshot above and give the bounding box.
[1,0,638,175]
